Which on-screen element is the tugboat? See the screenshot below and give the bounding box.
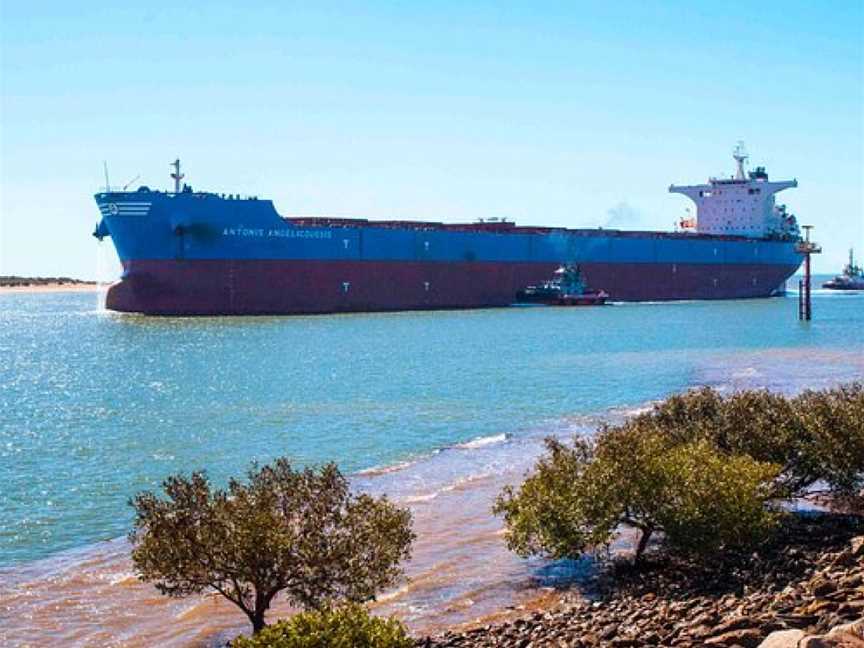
[515,264,609,306]
[823,249,864,290]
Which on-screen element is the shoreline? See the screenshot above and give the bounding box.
[419,513,864,648]
[0,282,100,294]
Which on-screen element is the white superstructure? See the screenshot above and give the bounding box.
[669,145,799,239]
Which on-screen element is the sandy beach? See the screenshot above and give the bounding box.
[0,283,100,294]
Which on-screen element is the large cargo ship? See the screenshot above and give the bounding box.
[93,148,803,315]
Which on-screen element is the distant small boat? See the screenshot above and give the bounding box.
[515,264,608,306]
[823,249,864,290]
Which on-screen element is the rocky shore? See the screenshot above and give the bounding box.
[419,514,864,647]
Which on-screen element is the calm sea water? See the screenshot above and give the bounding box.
[1,284,862,646]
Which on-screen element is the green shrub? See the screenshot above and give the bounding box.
[231,605,413,648]
[794,384,864,494]
[643,383,864,497]
[494,426,781,561]
[492,437,602,560]
[651,441,781,554]
[494,383,864,563]
[130,459,414,634]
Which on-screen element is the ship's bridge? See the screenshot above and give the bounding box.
[669,145,798,239]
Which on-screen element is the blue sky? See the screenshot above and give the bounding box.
[1,1,861,277]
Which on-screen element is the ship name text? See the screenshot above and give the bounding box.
[222,227,333,240]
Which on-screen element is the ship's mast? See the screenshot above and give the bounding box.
[170,158,184,194]
[733,141,748,181]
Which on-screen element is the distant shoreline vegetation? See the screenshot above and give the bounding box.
[0,276,95,287]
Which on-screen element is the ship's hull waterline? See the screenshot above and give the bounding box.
[105,259,799,316]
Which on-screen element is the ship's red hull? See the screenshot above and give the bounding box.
[105,259,797,315]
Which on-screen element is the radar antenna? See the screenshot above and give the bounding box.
[733,141,748,180]
[170,158,184,193]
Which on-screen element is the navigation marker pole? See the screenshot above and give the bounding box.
[796,225,821,321]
